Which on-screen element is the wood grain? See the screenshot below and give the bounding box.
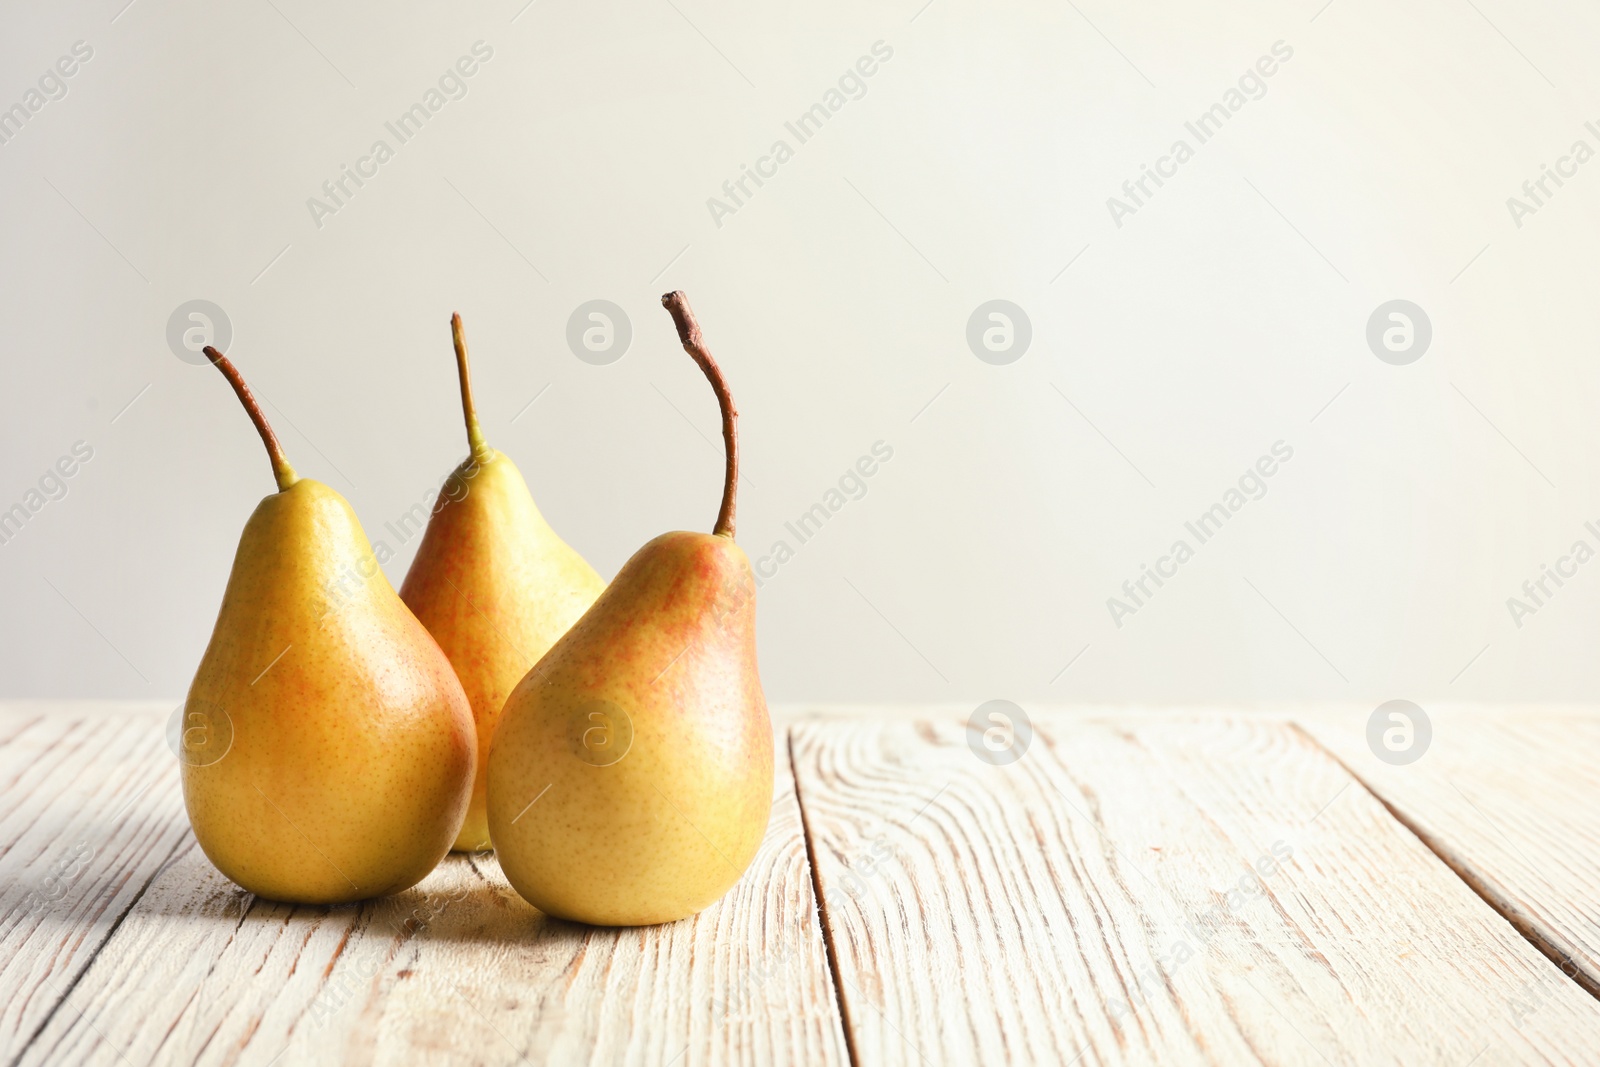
[792,715,1600,1066]
[1300,706,1600,997]
[9,708,846,1067]
[11,704,1600,1067]
[0,703,190,1064]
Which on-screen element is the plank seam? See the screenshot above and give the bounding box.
[1287,721,1600,1003]
[10,833,191,1067]
[146,890,256,1065]
[787,727,861,1067]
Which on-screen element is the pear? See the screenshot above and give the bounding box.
[182,347,476,905]
[400,314,605,851]
[487,291,773,926]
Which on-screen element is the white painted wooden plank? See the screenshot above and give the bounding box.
[15,727,845,1067]
[792,715,1600,1066]
[1299,706,1600,997]
[0,705,189,1063]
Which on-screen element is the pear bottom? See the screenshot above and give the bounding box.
[486,531,774,926]
[185,724,474,906]
[452,799,494,853]
[181,479,477,905]
[486,707,772,925]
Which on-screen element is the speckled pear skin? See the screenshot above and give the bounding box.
[400,449,605,851]
[487,531,773,926]
[182,479,476,905]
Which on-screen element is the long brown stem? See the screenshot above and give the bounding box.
[661,291,738,539]
[452,313,489,459]
[204,346,298,492]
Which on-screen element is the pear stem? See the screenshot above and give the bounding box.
[661,291,738,539]
[203,346,299,492]
[452,313,490,460]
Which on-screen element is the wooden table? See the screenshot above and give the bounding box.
[3,704,1598,1065]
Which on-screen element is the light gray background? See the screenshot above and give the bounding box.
[2,0,1596,706]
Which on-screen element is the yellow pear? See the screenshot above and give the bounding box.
[400,314,605,851]
[487,291,773,926]
[181,347,476,905]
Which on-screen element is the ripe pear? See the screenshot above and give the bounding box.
[400,314,605,851]
[181,347,476,905]
[487,291,773,926]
